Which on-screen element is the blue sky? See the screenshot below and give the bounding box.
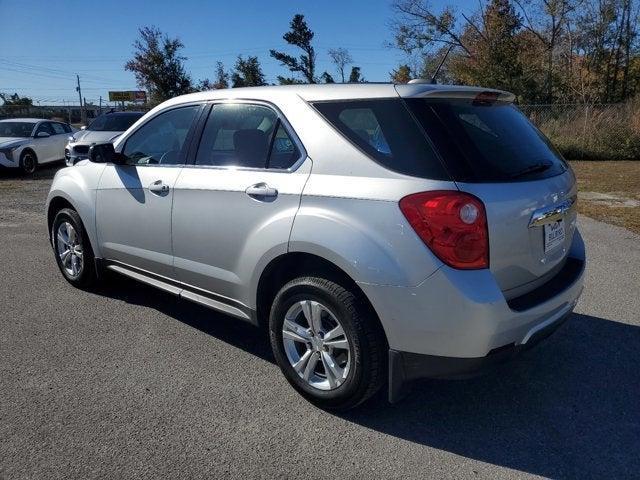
[0,0,463,105]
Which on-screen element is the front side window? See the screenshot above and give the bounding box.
[122,106,199,166]
[35,122,54,136]
[51,123,66,135]
[195,103,300,169]
[312,99,449,180]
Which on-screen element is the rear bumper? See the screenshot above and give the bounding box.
[358,228,586,402]
[388,309,571,401]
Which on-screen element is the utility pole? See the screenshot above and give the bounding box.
[99,95,102,115]
[76,74,85,125]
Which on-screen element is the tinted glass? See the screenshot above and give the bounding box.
[35,123,54,135]
[313,99,448,180]
[267,121,301,169]
[406,99,567,182]
[196,103,278,168]
[0,122,36,137]
[89,112,144,132]
[51,123,66,135]
[122,106,199,165]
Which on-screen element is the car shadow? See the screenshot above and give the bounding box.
[93,274,273,362]
[0,162,62,180]
[92,276,640,478]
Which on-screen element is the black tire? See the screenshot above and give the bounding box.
[51,208,97,288]
[269,276,386,410]
[19,150,38,175]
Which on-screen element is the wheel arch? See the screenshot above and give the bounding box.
[20,147,37,160]
[255,252,388,346]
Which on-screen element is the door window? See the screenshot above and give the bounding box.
[122,105,200,166]
[51,123,67,135]
[195,103,301,169]
[35,122,54,136]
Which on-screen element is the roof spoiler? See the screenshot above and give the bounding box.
[395,84,515,103]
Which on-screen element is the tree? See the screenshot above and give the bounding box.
[270,14,317,83]
[348,66,365,83]
[125,26,193,104]
[208,61,230,90]
[321,71,336,83]
[390,64,413,83]
[231,56,267,87]
[328,48,354,82]
[0,92,33,106]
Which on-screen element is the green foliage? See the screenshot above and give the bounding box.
[321,72,336,83]
[232,56,267,87]
[124,26,193,104]
[0,92,33,106]
[390,64,412,83]
[348,66,365,83]
[270,14,317,83]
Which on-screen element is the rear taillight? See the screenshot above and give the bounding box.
[399,191,489,270]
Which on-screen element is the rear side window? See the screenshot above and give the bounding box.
[196,103,301,169]
[406,99,567,182]
[313,99,449,180]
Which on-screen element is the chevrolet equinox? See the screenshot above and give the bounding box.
[46,83,586,410]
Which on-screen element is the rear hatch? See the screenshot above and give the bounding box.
[399,85,577,298]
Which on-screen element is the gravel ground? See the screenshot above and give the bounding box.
[1,165,639,480]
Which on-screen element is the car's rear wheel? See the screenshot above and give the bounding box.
[269,276,386,410]
[19,150,37,175]
[52,208,97,288]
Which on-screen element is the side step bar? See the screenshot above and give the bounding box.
[104,262,254,323]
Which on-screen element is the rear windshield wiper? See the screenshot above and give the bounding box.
[509,162,552,179]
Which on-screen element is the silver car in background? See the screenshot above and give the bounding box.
[65,111,144,166]
[46,84,585,409]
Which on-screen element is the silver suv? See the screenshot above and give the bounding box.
[46,84,585,409]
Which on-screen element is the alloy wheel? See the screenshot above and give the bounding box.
[282,300,351,390]
[56,221,83,278]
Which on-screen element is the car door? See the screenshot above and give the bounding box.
[171,101,310,307]
[49,122,70,162]
[96,104,202,278]
[33,122,57,163]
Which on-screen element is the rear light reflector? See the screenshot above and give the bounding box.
[399,191,489,269]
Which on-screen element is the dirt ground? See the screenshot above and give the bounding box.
[570,161,640,234]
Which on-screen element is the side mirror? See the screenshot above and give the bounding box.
[36,131,50,138]
[89,143,127,165]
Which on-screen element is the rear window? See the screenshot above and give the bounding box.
[406,98,567,182]
[313,99,449,180]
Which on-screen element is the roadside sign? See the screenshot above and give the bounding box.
[108,91,147,103]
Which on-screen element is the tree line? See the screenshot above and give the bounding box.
[390,0,640,104]
[125,14,366,104]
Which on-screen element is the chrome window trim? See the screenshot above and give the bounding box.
[188,98,308,174]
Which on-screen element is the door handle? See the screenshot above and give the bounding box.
[245,183,278,199]
[149,180,170,195]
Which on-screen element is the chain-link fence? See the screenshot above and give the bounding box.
[0,104,150,126]
[520,102,640,160]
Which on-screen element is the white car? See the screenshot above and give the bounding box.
[65,111,145,166]
[0,118,73,175]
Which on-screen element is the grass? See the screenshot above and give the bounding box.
[570,161,640,234]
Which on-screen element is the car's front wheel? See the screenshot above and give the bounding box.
[269,276,386,410]
[19,150,37,175]
[51,208,97,288]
